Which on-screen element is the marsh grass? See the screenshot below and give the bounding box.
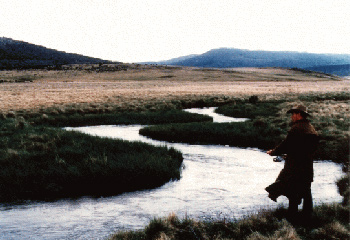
[1,67,349,238]
[140,120,284,150]
[216,96,349,164]
[31,109,213,127]
[215,100,283,119]
[0,108,212,202]
[298,91,350,101]
[109,204,350,240]
[337,171,350,205]
[0,118,183,202]
[140,96,349,163]
[139,95,350,214]
[139,98,287,151]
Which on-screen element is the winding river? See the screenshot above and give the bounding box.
[0,108,343,240]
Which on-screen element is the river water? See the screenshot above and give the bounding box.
[0,108,343,240]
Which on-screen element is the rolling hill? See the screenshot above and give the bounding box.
[0,37,113,70]
[155,48,350,76]
[306,64,350,77]
[2,38,349,76]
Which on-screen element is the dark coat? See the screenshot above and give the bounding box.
[265,119,319,202]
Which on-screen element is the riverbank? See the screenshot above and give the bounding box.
[0,120,183,202]
[110,204,349,240]
[1,66,349,238]
[138,94,349,210]
[0,110,214,202]
[140,94,349,164]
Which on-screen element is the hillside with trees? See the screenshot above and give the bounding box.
[0,37,113,70]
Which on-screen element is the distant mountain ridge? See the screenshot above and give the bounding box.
[2,38,349,76]
[306,64,350,77]
[155,48,350,76]
[0,37,112,70]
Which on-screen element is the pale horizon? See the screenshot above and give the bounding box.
[1,0,349,63]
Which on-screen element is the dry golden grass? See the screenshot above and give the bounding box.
[0,65,349,114]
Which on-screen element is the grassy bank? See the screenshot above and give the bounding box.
[0,109,212,202]
[214,98,283,119]
[0,118,184,201]
[1,67,349,239]
[138,93,350,214]
[216,94,350,164]
[140,120,284,150]
[109,204,350,240]
[139,99,286,151]
[140,93,349,164]
[31,109,213,127]
[0,101,216,201]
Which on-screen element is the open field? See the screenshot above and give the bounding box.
[0,65,348,115]
[1,65,349,239]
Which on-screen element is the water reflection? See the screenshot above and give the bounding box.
[0,108,343,240]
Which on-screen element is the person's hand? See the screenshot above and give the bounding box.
[266,150,273,155]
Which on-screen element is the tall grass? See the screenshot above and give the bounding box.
[140,120,285,150]
[31,109,213,127]
[298,91,350,101]
[109,204,350,240]
[217,97,349,164]
[139,96,350,212]
[215,100,282,119]
[140,97,349,163]
[0,118,183,202]
[0,109,212,202]
[1,92,349,238]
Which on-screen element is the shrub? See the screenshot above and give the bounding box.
[248,95,259,104]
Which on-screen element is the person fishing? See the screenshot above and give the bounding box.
[265,105,319,220]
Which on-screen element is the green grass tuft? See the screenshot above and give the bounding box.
[215,100,282,119]
[31,109,212,127]
[140,120,284,150]
[109,204,350,240]
[0,118,184,202]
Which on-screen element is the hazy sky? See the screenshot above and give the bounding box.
[1,0,349,63]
